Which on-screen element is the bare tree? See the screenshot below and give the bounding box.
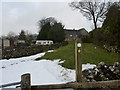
[7,31,16,39]
[38,17,57,29]
[69,0,109,29]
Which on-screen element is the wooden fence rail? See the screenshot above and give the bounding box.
[0,81,21,88]
[21,73,120,89]
[31,80,120,89]
[0,71,120,90]
[0,73,31,90]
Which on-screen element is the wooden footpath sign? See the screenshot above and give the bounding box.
[75,41,82,83]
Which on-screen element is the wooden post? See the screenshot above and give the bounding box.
[75,41,82,83]
[21,73,31,90]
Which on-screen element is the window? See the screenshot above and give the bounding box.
[50,42,53,44]
[70,35,72,37]
[43,42,46,44]
[38,42,41,44]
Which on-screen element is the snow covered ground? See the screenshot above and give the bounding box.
[0,50,96,88]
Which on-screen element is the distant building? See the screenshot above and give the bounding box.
[35,40,53,45]
[14,40,26,46]
[0,48,1,59]
[65,28,89,41]
[0,38,2,49]
[2,39,10,48]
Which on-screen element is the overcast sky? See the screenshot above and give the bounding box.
[1,0,95,36]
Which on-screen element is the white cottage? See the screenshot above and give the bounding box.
[36,40,53,45]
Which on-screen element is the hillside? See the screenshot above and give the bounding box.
[36,41,119,69]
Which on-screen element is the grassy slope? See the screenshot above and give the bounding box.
[82,43,119,64]
[36,41,119,69]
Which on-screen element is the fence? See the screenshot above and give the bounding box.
[1,73,120,90]
[0,73,31,90]
[0,81,21,88]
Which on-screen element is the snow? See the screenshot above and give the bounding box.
[0,50,96,88]
[82,63,96,71]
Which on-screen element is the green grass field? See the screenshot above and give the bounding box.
[36,41,119,69]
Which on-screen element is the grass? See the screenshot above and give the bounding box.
[36,41,119,69]
[82,43,119,64]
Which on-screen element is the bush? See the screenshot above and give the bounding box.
[82,38,92,43]
[50,41,68,49]
[2,41,68,59]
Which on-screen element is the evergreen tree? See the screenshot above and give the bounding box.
[37,22,51,40]
[18,30,26,40]
[37,17,65,42]
[48,23,65,42]
[102,3,120,46]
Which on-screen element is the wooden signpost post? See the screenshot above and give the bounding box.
[75,41,82,83]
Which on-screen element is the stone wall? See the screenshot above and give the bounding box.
[83,62,120,82]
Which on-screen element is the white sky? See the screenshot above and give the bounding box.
[1,0,98,36]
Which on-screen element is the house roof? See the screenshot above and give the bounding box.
[65,28,88,35]
[65,29,79,35]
